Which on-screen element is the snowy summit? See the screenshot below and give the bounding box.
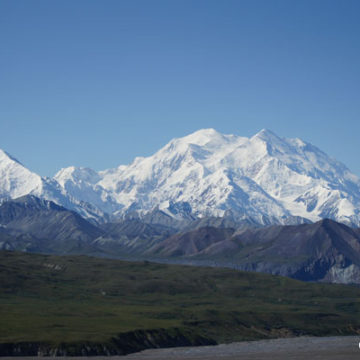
[1,129,360,226]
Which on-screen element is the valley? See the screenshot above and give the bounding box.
[1,251,360,356]
[1,129,360,356]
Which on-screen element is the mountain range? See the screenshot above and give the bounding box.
[0,195,103,254]
[1,195,360,284]
[148,219,360,284]
[2,129,360,284]
[2,129,360,226]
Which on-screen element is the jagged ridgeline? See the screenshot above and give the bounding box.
[1,251,360,356]
[1,195,360,284]
[2,129,360,226]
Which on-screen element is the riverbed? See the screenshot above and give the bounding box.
[123,336,359,360]
[2,336,359,359]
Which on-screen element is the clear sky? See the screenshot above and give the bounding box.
[1,0,360,177]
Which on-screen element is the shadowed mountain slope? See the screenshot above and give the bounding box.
[0,195,104,254]
[94,219,176,255]
[148,226,236,257]
[147,219,360,284]
[1,195,360,284]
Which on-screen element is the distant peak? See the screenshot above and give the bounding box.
[253,129,279,139]
[185,128,221,140]
[54,166,76,178]
[54,165,100,184]
[0,149,23,165]
[170,128,226,148]
[251,129,289,149]
[192,128,219,135]
[55,166,96,176]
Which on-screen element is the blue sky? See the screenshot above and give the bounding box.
[1,0,360,176]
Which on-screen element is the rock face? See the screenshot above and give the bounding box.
[0,195,103,254]
[2,129,360,226]
[94,219,176,255]
[148,227,236,257]
[147,219,360,284]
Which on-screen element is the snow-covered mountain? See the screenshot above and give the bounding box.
[54,128,360,226]
[2,129,360,226]
[54,166,121,215]
[0,150,105,222]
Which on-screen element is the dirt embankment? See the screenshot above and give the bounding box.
[0,328,214,356]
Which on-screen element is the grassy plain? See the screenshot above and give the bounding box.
[0,251,360,347]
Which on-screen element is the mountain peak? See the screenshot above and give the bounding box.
[180,128,223,145]
[252,129,282,142]
[192,128,219,136]
[0,149,22,166]
[54,166,100,184]
[0,149,44,200]
[2,128,360,227]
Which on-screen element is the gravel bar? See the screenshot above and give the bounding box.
[1,336,359,360]
[123,336,360,360]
